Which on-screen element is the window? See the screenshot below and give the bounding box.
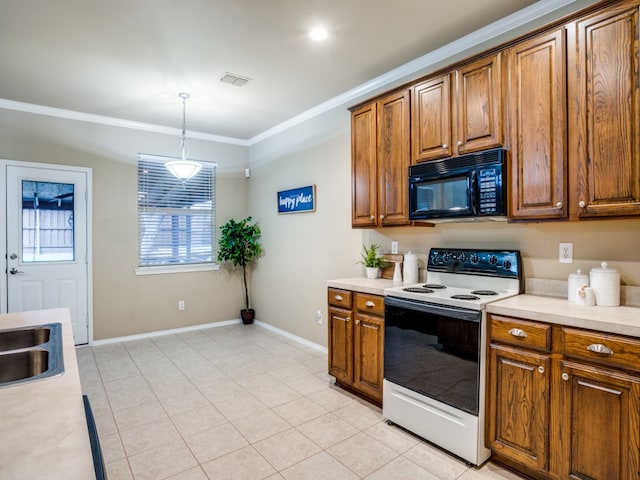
[137,158,216,268]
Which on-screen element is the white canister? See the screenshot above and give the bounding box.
[568,269,589,303]
[403,252,419,284]
[589,262,620,306]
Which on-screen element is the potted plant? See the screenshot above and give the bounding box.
[358,244,391,279]
[217,217,263,324]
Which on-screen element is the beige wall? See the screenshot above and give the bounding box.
[0,109,250,340]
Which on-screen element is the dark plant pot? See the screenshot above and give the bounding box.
[240,309,255,325]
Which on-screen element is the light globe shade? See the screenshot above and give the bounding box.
[165,160,202,180]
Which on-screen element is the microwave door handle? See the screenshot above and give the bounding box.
[469,170,478,214]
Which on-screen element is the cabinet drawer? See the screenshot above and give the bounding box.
[489,315,551,352]
[328,288,352,309]
[562,327,640,373]
[355,293,384,316]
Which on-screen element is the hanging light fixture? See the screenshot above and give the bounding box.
[165,92,202,180]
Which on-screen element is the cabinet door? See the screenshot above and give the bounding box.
[351,102,378,227]
[507,28,567,220]
[377,90,411,226]
[328,306,353,383]
[568,1,640,219]
[487,344,550,472]
[353,312,384,403]
[455,52,503,154]
[559,360,640,480]
[412,74,452,162]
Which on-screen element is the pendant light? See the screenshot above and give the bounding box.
[165,93,202,180]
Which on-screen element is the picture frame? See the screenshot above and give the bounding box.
[277,185,316,214]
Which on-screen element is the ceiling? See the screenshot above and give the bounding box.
[0,0,542,142]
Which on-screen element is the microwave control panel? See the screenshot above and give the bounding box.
[477,165,503,214]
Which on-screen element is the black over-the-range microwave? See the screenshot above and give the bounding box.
[408,148,507,222]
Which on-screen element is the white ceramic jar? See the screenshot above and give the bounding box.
[568,269,589,303]
[403,252,419,284]
[589,262,620,306]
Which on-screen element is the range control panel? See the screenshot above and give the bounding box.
[427,248,522,280]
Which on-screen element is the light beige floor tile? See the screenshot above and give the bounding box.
[251,382,302,408]
[214,391,267,420]
[363,455,440,480]
[253,428,322,471]
[268,364,310,383]
[165,466,209,480]
[184,423,249,463]
[105,458,134,480]
[170,404,227,437]
[296,413,359,449]
[94,411,118,437]
[120,417,181,456]
[199,379,249,405]
[201,446,276,480]
[364,422,420,453]
[113,400,168,432]
[284,374,331,396]
[459,462,526,480]
[333,401,383,430]
[273,397,328,426]
[100,432,126,464]
[231,409,291,443]
[265,474,285,480]
[404,441,468,479]
[128,439,198,480]
[307,386,356,411]
[280,452,359,480]
[159,390,212,416]
[328,431,398,477]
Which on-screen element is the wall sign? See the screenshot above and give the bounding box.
[277,185,316,214]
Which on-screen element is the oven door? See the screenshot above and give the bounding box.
[409,171,475,220]
[384,296,482,415]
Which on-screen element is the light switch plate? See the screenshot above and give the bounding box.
[391,241,398,254]
[559,242,573,263]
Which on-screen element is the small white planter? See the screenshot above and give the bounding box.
[366,267,380,279]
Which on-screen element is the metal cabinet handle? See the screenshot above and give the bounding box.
[442,143,448,149]
[562,372,569,381]
[587,343,614,355]
[457,141,463,146]
[508,328,528,338]
[538,366,545,374]
[379,215,385,220]
[355,319,360,325]
[555,202,563,209]
[578,200,586,208]
[370,215,375,220]
[334,295,343,301]
[365,301,376,308]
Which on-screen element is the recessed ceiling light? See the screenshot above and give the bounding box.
[309,27,328,41]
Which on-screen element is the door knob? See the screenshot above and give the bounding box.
[9,253,17,260]
[9,268,23,275]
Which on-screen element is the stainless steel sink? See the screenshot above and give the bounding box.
[0,323,64,388]
[0,325,51,351]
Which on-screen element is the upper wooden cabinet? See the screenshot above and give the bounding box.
[568,0,640,219]
[506,28,568,220]
[351,89,411,227]
[412,53,503,163]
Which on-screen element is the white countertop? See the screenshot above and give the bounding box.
[327,277,400,296]
[0,308,95,480]
[487,294,640,337]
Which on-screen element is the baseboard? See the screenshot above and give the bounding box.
[255,320,327,354]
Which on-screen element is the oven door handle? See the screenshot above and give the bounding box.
[384,295,481,322]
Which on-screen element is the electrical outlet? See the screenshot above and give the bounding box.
[178,300,185,311]
[559,242,573,264]
[316,309,323,325]
[391,241,399,254]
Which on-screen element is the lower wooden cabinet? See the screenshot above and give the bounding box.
[487,314,640,479]
[328,288,384,405]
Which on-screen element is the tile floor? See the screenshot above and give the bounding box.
[77,323,525,480]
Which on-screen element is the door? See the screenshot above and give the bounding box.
[412,74,452,162]
[351,102,378,227]
[5,164,89,344]
[328,306,353,383]
[353,312,383,401]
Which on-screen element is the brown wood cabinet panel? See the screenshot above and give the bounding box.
[488,344,550,473]
[507,28,567,220]
[412,74,452,162]
[353,312,384,402]
[328,306,352,383]
[377,90,411,226]
[562,327,640,373]
[490,315,552,352]
[559,360,640,480]
[351,102,378,226]
[568,0,640,219]
[355,292,385,316]
[328,288,352,309]
[455,52,503,154]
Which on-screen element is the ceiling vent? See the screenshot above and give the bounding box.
[220,72,251,87]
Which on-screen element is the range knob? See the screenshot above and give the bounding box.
[470,253,479,264]
[503,259,512,270]
[489,255,498,266]
[443,252,452,262]
[458,252,466,262]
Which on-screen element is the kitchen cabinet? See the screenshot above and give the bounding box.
[328,288,384,405]
[412,53,503,163]
[487,314,640,479]
[506,28,567,220]
[567,0,640,219]
[351,89,411,227]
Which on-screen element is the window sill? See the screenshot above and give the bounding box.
[135,263,220,276]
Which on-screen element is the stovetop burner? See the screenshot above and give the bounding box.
[450,294,480,301]
[423,284,446,289]
[470,290,498,296]
[403,287,434,293]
